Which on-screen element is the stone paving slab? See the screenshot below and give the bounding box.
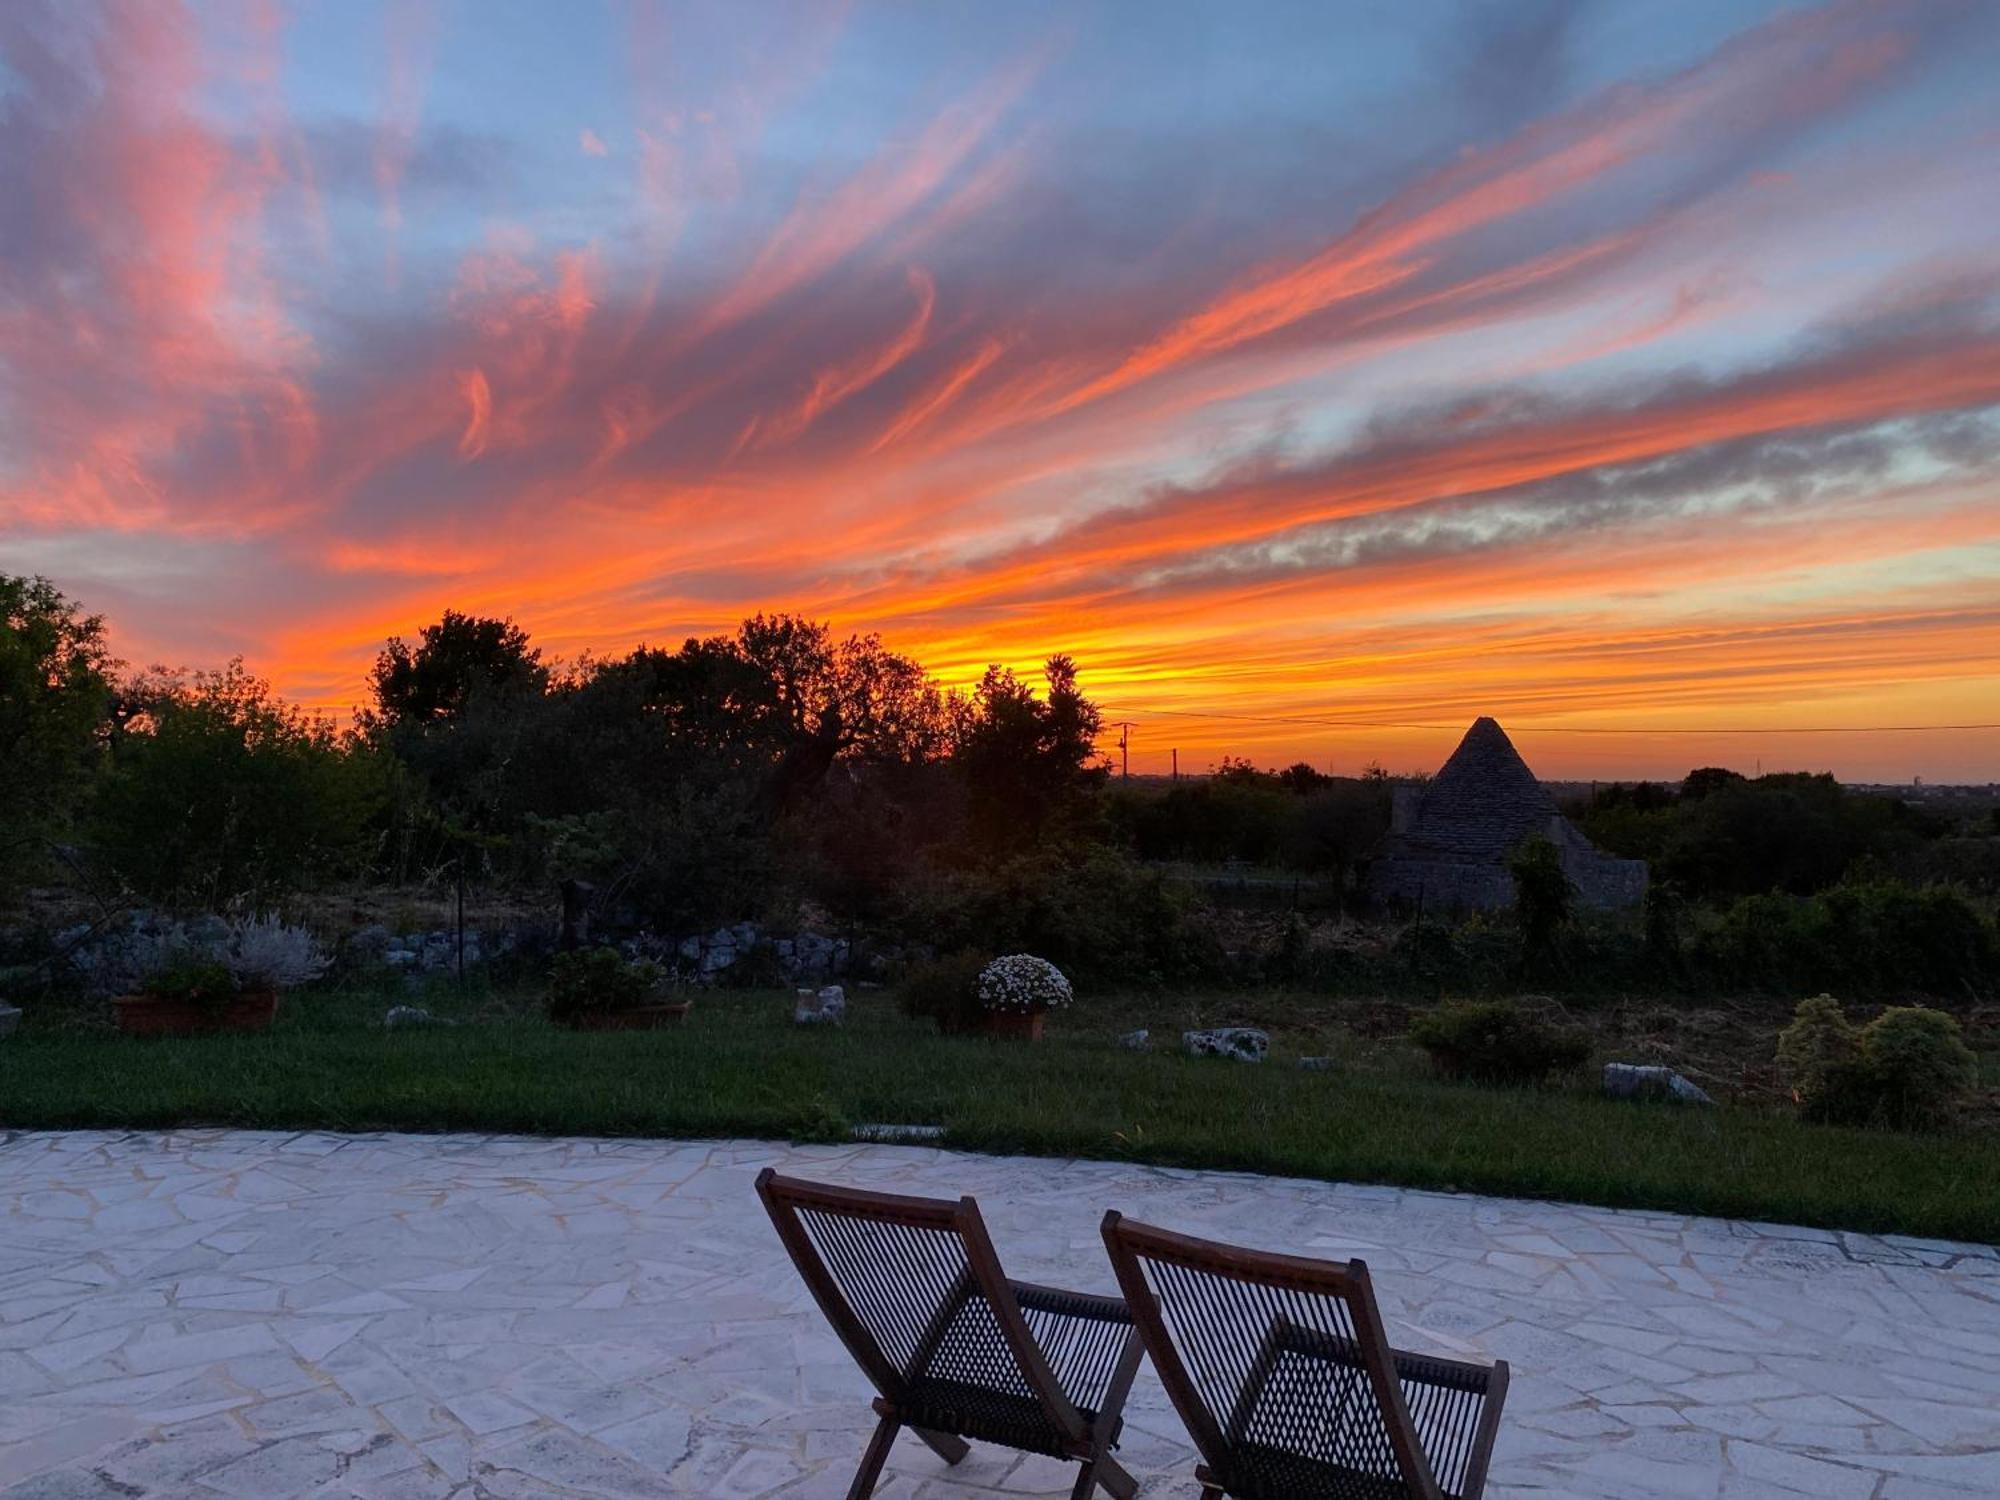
[0,1130,1996,1498]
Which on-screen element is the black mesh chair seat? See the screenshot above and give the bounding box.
[1216,1443,1415,1500]
[904,1280,1131,1456]
[903,1377,1102,1453]
[1221,1323,1498,1499]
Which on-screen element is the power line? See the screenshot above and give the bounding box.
[1095,704,2000,735]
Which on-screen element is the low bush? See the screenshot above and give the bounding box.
[897,949,991,1033]
[1847,1006,1979,1128]
[1775,994,1856,1105]
[1408,999,1590,1086]
[1776,995,1978,1128]
[146,960,238,1007]
[545,948,663,1022]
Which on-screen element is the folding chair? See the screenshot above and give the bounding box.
[757,1169,1144,1499]
[1101,1211,1509,1499]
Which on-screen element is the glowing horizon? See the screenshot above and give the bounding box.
[4,1,1998,781]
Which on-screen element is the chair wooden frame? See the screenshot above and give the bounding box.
[757,1169,1144,1499]
[1101,1212,1509,1500]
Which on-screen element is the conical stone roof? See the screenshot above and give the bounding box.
[1396,716,1559,860]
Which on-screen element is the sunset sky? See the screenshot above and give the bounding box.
[4,1,1998,780]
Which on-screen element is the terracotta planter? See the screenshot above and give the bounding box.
[114,990,278,1038]
[978,1009,1045,1042]
[558,1001,692,1032]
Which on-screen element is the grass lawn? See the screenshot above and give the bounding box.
[3,982,1996,1245]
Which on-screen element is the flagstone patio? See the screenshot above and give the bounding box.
[0,1130,1996,1498]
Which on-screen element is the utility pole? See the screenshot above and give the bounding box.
[1115,721,1133,778]
[1171,747,1179,780]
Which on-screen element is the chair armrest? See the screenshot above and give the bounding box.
[1009,1279,1133,1325]
[1391,1345,1497,1395]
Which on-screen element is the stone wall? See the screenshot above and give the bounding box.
[38,912,868,995]
[1368,837,1647,914]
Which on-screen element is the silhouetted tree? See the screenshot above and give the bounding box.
[954,656,1106,850]
[1680,766,1746,801]
[94,662,387,907]
[1,576,115,884]
[364,611,546,730]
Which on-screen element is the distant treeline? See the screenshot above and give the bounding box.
[5,574,1996,995]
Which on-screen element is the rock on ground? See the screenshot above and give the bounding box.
[1603,1061,1714,1105]
[794,985,846,1025]
[1183,1027,1269,1063]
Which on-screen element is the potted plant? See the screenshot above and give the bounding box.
[548,947,689,1031]
[114,916,326,1037]
[973,953,1072,1041]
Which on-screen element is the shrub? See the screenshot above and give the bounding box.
[1850,1006,1978,1128]
[1775,994,1857,1105]
[1694,892,1833,991]
[1777,996,1978,1128]
[1699,881,1996,996]
[1819,882,1995,995]
[898,949,990,1033]
[901,845,1222,988]
[146,960,238,1008]
[1509,836,1574,974]
[717,946,791,991]
[976,954,1073,1015]
[1408,999,1589,1086]
[546,948,663,1022]
[1643,881,1684,971]
[92,662,388,906]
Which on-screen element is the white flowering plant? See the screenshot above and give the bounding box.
[221,915,330,990]
[975,954,1073,1015]
[104,914,328,997]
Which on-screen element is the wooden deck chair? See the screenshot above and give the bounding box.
[757,1170,1144,1499]
[1101,1212,1509,1500]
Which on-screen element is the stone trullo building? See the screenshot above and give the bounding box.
[1367,716,1648,912]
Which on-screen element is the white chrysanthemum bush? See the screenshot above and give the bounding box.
[976,954,1073,1014]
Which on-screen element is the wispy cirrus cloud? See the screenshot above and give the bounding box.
[2,0,1997,776]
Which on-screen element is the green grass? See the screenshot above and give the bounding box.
[3,985,1995,1245]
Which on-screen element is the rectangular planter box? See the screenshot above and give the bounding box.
[114,991,278,1038]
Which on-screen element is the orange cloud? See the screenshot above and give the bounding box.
[457,368,492,458]
[10,0,1998,782]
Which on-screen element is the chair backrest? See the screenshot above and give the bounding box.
[1101,1211,1442,1500]
[756,1170,1084,1441]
